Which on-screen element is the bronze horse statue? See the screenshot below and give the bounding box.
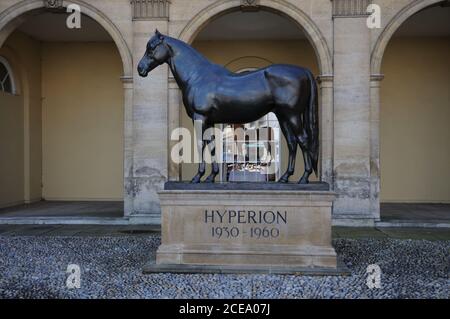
[138,30,319,184]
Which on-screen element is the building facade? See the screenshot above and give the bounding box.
[0,0,448,225]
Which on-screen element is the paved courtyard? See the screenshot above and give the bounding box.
[0,226,448,299]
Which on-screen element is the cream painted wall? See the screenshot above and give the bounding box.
[381,37,450,202]
[0,31,41,208]
[41,42,124,200]
[180,39,319,181]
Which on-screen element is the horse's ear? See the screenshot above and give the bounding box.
[155,29,163,39]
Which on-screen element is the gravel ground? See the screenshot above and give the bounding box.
[0,235,448,299]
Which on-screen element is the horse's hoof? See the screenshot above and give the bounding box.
[191,176,201,183]
[298,177,309,184]
[204,175,217,183]
[278,176,289,183]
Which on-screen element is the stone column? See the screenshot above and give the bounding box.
[122,75,134,216]
[317,75,334,187]
[167,78,182,181]
[369,74,384,221]
[127,1,170,224]
[333,2,374,226]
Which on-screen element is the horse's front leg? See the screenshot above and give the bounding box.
[191,115,208,183]
[205,135,219,183]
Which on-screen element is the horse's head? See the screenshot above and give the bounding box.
[138,29,171,77]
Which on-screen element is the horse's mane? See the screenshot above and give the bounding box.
[165,36,212,67]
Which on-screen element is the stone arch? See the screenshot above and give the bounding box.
[169,0,335,185]
[0,0,133,213]
[178,0,333,76]
[371,0,444,75]
[0,43,37,202]
[369,0,448,219]
[0,0,133,77]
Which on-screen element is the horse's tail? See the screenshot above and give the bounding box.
[304,71,319,176]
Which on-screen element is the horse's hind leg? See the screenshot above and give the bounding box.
[277,116,297,183]
[284,115,313,184]
[296,129,313,184]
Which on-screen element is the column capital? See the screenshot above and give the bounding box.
[317,74,334,88]
[121,75,134,88]
[370,74,384,88]
[370,74,384,82]
[317,74,334,83]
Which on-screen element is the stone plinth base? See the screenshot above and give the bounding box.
[143,258,349,275]
[145,184,341,274]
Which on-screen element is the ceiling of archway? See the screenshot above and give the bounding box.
[196,6,450,41]
[195,11,307,40]
[394,6,450,37]
[18,12,113,42]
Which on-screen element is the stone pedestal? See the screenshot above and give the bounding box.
[144,182,346,275]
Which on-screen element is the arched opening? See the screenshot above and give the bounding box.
[0,8,127,219]
[177,8,322,183]
[0,54,23,211]
[379,2,450,221]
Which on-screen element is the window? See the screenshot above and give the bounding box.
[0,57,16,94]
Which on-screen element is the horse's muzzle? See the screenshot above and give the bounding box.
[137,59,150,77]
[138,66,149,77]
